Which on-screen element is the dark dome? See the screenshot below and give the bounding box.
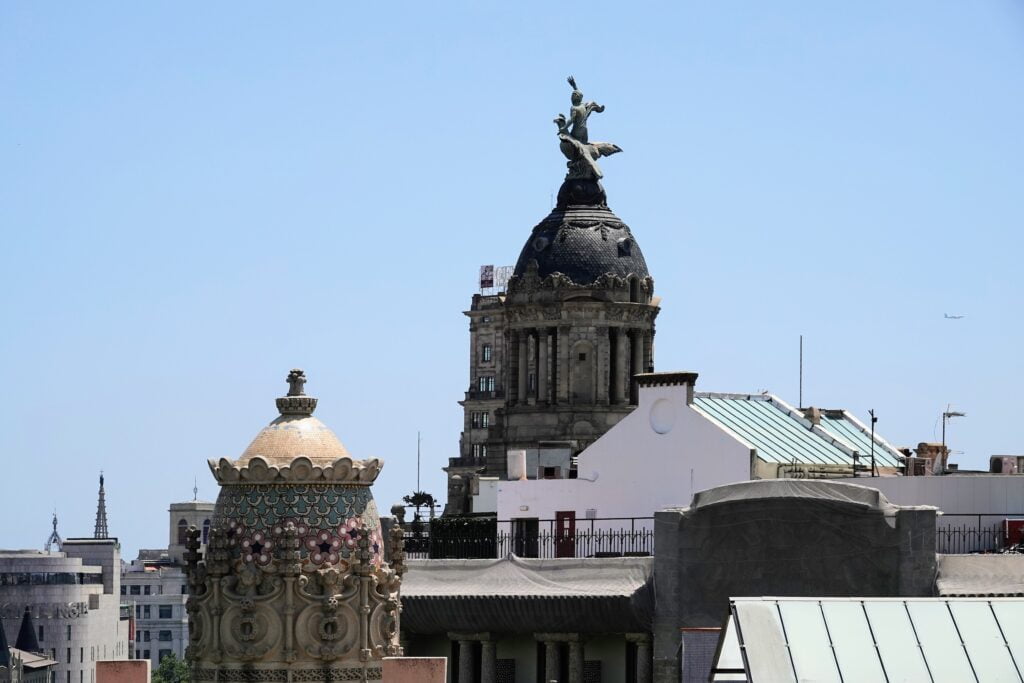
[512,179,650,285]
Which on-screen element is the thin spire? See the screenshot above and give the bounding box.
[93,472,109,539]
[15,607,39,653]
[45,511,63,552]
[193,476,198,501]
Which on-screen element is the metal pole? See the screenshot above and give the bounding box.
[416,431,421,492]
[869,409,877,477]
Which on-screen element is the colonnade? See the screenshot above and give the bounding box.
[508,326,652,406]
[446,632,652,683]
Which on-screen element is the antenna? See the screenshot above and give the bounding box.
[869,409,878,478]
[416,431,422,492]
[193,477,198,501]
[798,335,804,409]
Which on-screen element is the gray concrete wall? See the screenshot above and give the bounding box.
[652,481,937,683]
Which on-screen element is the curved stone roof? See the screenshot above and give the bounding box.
[237,413,351,466]
[512,179,650,286]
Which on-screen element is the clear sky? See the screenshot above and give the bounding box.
[2,2,1023,559]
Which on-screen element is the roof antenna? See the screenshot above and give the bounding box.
[193,476,198,501]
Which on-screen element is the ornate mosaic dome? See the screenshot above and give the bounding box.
[189,369,404,682]
[512,177,651,286]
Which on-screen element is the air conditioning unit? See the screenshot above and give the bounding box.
[906,457,931,476]
[991,456,1018,474]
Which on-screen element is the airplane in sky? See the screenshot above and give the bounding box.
[944,313,966,319]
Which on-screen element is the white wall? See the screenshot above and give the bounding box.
[496,383,752,522]
[865,475,1024,523]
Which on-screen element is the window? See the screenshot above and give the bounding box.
[158,649,172,662]
[120,585,126,595]
[129,585,140,595]
[482,316,491,323]
[542,466,558,480]
[135,605,140,619]
[177,519,188,545]
[181,584,188,595]
[202,519,211,544]
[143,631,150,642]
[135,650,140,660]
[143,605,151,619]
[472,444,488,459]
[80,647,83,662]
[477,376,495,392]
[143,650,150,660]
[67,625,71,639]
[159,605,172,619]
[66,648,71,664]
[481,344,492,362]
[37,625,43,641]
[578,352,587,361]
[471,412,489,429]
[143,585,150,595]
[158,630,172,642]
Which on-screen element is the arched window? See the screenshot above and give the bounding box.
[202,519,211,545]
[176,520,188,546]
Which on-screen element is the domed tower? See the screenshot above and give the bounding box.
[446,78,659,514]
[185,370,405,682]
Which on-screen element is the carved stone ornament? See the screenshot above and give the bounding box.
[187,372,404,681]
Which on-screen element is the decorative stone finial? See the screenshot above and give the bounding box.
[553,76,622,181]
[286,369,306,396]
[276,368,317,416]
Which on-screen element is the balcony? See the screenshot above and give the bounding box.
[402,517,654,560]
[465,389,504,401]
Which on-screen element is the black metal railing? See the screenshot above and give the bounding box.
[403,517,655,560]
[935,514,1024,554]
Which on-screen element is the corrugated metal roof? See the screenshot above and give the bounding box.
[692,394,903,468]
[818,413,902,468]
[712,597,1024,683]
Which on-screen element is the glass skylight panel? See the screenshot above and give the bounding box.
[948,600,1020,682]
[862,601,931,682]
[906,601,976,683]
[776,601,841,683]
[820,600,886,682]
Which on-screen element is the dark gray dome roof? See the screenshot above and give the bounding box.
[512,180,650,285]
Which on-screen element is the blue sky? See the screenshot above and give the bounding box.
[2,2,1023,558]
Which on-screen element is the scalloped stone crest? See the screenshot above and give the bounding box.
[209,455,383,485]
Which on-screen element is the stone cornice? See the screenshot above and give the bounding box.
[208,455,383,485]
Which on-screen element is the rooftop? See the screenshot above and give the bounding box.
[693,392,903,469]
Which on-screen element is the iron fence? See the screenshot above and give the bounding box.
[935,514,1024,554]
[402,517,654,560]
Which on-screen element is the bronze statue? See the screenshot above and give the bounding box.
[554,76,622,180]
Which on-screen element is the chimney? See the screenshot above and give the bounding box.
[803,407,822,426]
[633,372,699,405]
[916,442,949,474]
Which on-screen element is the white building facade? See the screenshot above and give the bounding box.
[121,499,213,667]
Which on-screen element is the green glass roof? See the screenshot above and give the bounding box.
[692,394,902,468]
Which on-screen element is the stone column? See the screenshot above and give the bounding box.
[631,329,644,385]
[544,640,561,682]
[458,639,475,683]
[643,330,654,373]
[537,327,549,404]
[596,326,609,404]
[517,330,529,403]
[557,325,570,403]
[568,638,584,683]
[480,638,497,683]
[614,327,627,404]
[637,638,652,683]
